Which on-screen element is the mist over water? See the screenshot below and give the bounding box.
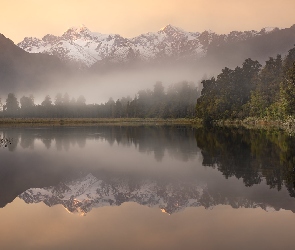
[1,62,214,105]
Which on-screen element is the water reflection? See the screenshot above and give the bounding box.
[1,127,87,152]
[0,126,294,215]
[1,126,198,162]
[18,171,295,216]
[196,127,295,197]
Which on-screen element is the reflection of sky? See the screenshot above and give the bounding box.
[1,198,295,250]
[0,126,295,249]
[0,126,202,175]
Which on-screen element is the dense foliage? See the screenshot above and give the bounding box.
[196,46,295,121]
[0,81,200,118]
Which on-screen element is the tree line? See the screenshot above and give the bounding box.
[0,81,200,118]
[196,46,295,121]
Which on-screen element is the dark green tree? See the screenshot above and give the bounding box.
[279,62,295,117]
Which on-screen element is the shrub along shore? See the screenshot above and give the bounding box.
[211,117,295,134]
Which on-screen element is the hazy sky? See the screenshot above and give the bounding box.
[1,0,295,43]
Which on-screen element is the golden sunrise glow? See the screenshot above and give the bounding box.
[1,0,295,43]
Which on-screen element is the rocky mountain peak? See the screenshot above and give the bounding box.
[17,24,286,68]
[160,24,182,33]
[159,24,190,39]
[260,27,278,34]
[62,24,92,40]
[42,34,60,44]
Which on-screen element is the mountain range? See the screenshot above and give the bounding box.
[18,24,295,69]
[1,24,295,93]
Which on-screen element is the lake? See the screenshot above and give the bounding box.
[0,125,294,250]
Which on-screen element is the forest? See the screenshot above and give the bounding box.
[196,46,295,122]
[0,81,200,119]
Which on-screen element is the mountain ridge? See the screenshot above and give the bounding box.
[0,33,68,92]
[18,24,287,68]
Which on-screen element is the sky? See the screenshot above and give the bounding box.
[1,0,295,43]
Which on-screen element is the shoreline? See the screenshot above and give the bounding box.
[212,117,295,134]
[0,118,196,127]
[1,117,294,134]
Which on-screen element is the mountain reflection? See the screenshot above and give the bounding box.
[0,125,294,215]
[18,171,295,216]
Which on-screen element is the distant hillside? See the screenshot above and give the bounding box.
[0,34,68,92]
[203,24,295,68]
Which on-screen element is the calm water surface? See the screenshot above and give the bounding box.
[0,125,295,250]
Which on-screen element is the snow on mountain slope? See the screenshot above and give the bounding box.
[18,25,133,67]
[131,24,204,60]
[17,24,279,67]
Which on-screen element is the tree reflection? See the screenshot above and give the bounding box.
[195,127,295,197]
[0,126,199,162]
[20,133,34,149]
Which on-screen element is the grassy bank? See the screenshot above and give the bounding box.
[1,117,293,132]
[213,117,295,134]
[0,118,197,127]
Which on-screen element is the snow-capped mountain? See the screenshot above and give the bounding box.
[19,173,286,216]
[17,24,278,68]
[18,25,133,67]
